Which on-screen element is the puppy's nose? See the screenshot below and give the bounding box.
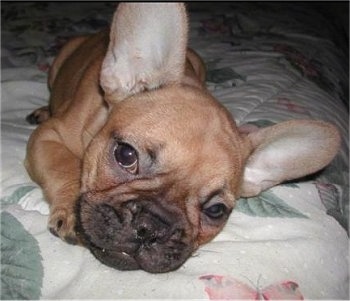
[136,219,158,243]
[128,201,171,245]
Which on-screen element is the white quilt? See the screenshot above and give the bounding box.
[1,3,349,299]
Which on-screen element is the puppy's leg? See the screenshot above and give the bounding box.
[48,35,89,89]
[25,120,81,244]
[26,106,51,124]
[26,36,89,126]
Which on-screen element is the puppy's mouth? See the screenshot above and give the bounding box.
[75,196,194,273]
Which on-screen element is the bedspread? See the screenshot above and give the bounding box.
[1,3,349,299]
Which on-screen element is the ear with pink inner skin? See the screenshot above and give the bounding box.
[240,120,341,197]
[100,3,188,104]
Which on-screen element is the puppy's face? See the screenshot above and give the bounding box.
[76,86,248,273]
[73,3,340,273]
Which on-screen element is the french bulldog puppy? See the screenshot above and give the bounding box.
[25,3,340,273]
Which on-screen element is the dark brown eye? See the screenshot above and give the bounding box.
[114,143,138,173]
[203,203,227,219]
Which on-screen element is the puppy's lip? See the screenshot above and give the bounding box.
[89,239,192,273]
[90,246,140,271]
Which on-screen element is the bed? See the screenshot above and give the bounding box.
[1,2,349,299]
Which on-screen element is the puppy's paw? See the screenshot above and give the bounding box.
[48,206,81,245]
[26,106,50,124]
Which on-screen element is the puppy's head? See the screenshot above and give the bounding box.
[75,3,340,273]
[78,86,247,272]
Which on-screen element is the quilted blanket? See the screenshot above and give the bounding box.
[1,2,349,299]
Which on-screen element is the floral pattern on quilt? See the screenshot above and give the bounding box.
[236,191,308,219]
[1,211,43,300]
[1,187,44,299]
[200,274,304,300]
[1,2,348,299]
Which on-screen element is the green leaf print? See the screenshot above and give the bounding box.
[1,211,43,300]
[246,119,276,128]
[1,185,37,204]
[206,67,247,83]
[236,191,308,218]
[281,182,299,188]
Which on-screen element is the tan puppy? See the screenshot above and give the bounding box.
[25,3,340,273]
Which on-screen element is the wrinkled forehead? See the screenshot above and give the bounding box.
[103,85,243,185]
[106,85,238,141]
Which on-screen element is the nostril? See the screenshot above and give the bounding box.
[135,221,160,245]
[137,227,148,239]
[136,225,155,241]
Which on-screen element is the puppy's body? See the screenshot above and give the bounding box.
[26,3,340,273]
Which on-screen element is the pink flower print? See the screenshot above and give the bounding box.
[200,274,304,300]
[274,44,319,77]
[37,62,50,73]
[201,18,230,34]
[277,98,308,114]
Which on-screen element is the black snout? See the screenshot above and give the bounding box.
[91,200,173,247]
[76,197,193,273]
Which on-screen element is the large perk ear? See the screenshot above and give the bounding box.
[240,120,341,197]
[100,3,188,103]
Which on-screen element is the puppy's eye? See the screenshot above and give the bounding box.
[203,203,227,219]
[114,143,138,173]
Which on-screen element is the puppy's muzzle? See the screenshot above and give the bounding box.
[76,197,194,273]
